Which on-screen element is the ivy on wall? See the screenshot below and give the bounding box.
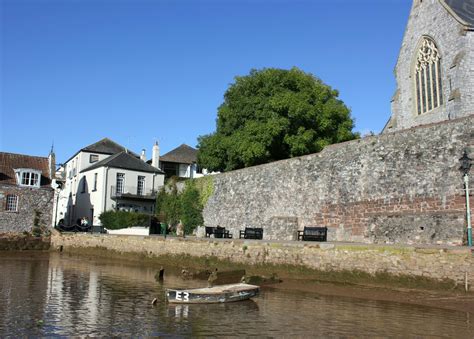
[155,176,214,234]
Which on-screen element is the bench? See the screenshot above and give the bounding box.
[239,227,263,240]
[205,226,216,238]
[214,226,233,239]
[297,226,327,242]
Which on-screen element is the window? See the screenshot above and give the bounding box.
[81,178,86,193]
[414,37,443,115]
[14,168,41,188]
[90,154,99,163]
[93,173,98,191]
[6,195,18,212]
[116,173,125,194]
[137,176,145,195]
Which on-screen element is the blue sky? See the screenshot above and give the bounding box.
[1,0,411,164]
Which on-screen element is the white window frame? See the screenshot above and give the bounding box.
[90,154,99,163]
[6,195,18,212]
[14,168,42,188]
[116,173,125,194]
[137,176,145,195]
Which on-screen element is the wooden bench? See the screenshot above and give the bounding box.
[214,226,233,239]
[239,227,263,240]
[205,226,216,238]
[297,226,327,242]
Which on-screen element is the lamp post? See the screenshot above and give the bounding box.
[459,150,472,247]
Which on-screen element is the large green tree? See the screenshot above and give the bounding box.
[197,67,359,172]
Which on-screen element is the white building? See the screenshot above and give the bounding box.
[159,144,205,179]
[56,138,164,226]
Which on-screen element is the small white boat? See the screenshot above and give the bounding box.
[166,283,259,304]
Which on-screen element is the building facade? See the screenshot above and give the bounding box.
[159,144,205,179]
[0,152,55,233]
[56,138,165,226]
[384,0,473,132]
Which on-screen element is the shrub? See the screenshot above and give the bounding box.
[180,181,204,234]
[99,210,151,230]
[155,178,210,235]
[156,180,181,229]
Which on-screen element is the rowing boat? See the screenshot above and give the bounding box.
[166,283,259,304]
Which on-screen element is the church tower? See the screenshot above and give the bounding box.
[384,0,474,133]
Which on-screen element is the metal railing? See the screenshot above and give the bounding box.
[110,185,156,198]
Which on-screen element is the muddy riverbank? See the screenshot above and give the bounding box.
[54,245,474,314]
[0,233,50,250]
[2,251,472,337]
[3,231,473,314]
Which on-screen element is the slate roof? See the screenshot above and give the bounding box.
[65,138,138,164]
[160,144,198,164]
[81,151,164,174]
[0,152,52,188]
[444,0,474,26]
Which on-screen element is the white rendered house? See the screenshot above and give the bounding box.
[56,138,164,226]
[159,144,215,179]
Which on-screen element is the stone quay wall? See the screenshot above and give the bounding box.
[51,232,474,287]
[0,185,54,233]
[203,116,474,246]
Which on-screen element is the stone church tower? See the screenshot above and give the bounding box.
[384,0,474,133]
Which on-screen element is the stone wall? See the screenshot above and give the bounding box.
[51,232,474,287]
[0,185,54,233]
[203,116,474,245]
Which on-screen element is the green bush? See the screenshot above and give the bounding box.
[155,178,209,235]
[99,210,151,230]
[156,180,181,229]
[180,181,204,234]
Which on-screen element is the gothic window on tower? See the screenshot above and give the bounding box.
[414,37,443,115]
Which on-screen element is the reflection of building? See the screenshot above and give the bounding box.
[57,138,164,226]
[0,151,55,232]
[159,144,213,179]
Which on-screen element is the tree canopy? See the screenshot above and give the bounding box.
[197,67,359,172]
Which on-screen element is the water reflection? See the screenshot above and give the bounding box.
[0,251,472,337]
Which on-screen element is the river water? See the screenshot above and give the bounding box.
[0,251,472,337]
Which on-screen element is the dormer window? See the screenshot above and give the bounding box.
[14,168,42,188]
[90,154,99,163]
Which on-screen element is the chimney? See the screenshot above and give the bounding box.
[152,141,160,169]
[140,149,146,162]
[48,146,56,179]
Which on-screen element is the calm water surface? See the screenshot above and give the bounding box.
[0,251,472,337]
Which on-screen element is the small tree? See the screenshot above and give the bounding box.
[158,181,181,229]
[155,187,167,221]
[180,182,204,234]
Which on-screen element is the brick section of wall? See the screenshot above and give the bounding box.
[0,185,54,233]
[203,116,473,245]
[51,232,474,287]
[311,195,466,244]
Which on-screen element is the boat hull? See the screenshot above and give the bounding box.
[166,283,259,304]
